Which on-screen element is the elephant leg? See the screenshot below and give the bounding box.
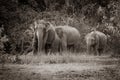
[69,44,75,53]
[47,48,51,55]
[98,48,103,56]
[71,46,73,52]
[58,40,63,55]
[67,45,71,52]
[94,47,97,56]
[48,44,52,55]
[73,44,78,53]
[87,45,91,55]
[94,46,99,56]
[60,37,67,53]
[45,43,52,55]
[91,47,95,55]
[69,45,75,53]
[67,45,70,52]
[59,42,67,54]
[33,36,38,55]
[45,44,48,55]
[62,42,67,52]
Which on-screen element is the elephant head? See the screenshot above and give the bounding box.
[55,27,65,52]
[86,35,98,47]
[55,26,80,53]
[86,34,98,55]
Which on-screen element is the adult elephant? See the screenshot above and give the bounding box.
[55,25,80,52]
[32,20,56,55]
[85,30,107,55]
[51,32,62,53]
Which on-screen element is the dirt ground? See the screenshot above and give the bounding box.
[0,56,120,80]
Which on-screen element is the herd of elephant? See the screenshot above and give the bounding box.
[32,20,107,56]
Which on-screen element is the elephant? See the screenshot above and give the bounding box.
[55,25,81,52]
[32,20,56,54]
[51,32,62,53]
[85,30,107,55]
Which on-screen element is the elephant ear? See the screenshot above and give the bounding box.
[44,22,52,32]
[55,28,63,39]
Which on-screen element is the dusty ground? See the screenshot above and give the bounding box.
[0,55,120,80]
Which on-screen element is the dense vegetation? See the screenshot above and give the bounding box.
[0,0,120,55]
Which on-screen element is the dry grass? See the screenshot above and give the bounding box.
[16,52,117,65]
[0,52,118,65]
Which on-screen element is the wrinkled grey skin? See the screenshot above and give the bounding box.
[85,31,107,55]
[55,25,80,52]
[33,20,56,54]
[51,32,62,53]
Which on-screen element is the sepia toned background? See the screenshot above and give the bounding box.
[0,0,120,80]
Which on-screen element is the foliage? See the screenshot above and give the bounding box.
[0,0,120,54]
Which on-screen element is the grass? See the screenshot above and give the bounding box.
[1,52,120,80]
[14,52,116,64]
[0,51,118,65]
[19,52,89,64]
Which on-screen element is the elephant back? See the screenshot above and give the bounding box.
[57,25,80,45]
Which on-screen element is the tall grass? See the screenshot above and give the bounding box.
[16,52,113,65]
[0,51,116,65]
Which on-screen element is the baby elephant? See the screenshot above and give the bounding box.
[85,31,107,56]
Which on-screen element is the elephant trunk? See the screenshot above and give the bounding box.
[33,32,38,55]
[37,31,44,54]
[42,31,48,52]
